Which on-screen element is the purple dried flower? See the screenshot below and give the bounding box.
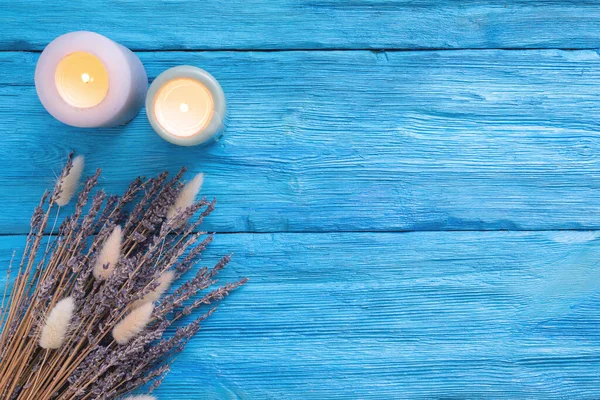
[0,159,246,400]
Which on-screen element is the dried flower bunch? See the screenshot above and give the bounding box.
[0,153,246,399]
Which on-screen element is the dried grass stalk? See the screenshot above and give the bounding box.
[93,226,122,280]
[0,153,247,399]
[55,155,84,206]
[39,297,75,349]
[167,173,204,223]
[130,271,175,310]
[113,302,154,345]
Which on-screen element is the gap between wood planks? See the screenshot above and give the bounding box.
[1,47,600,53]
[0,228,600,237]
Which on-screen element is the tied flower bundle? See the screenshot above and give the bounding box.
[0,154,247,399]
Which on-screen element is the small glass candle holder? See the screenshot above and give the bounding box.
[35,31,148,128]
[146,66,226,146]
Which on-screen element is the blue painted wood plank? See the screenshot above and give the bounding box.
[0,50,600,233]
[1,231,600,398]
[1,1,600,51]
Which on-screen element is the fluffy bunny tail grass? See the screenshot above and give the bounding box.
[93,226,123,280]
[167,172,204,220]
[113,302,154,345]
[39,297,75,349]
[130,270,175,310]
[55,155,84,206]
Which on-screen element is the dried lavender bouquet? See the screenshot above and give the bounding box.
[0,154,246,399]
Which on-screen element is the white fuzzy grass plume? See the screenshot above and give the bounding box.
[121,396,157,400]
[113,302,154,345]
[167,172,204,221]
[93,226,123,280]
[39,297,75,349]
[130,270,175,310]
[0,162,247,399]
[55,155,84,206]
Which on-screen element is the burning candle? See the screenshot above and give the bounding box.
[146,66,226,146]
[35,31,148,128]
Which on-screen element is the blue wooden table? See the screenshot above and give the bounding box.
[1,1,600,398]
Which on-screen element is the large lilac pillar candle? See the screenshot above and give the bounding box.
[35,31,148,128]
[146,66,226,146]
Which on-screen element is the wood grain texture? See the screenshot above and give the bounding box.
[0,50,600,233]
[2,231,600,399]
[2,3,600,397]
[2,1,600,51]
